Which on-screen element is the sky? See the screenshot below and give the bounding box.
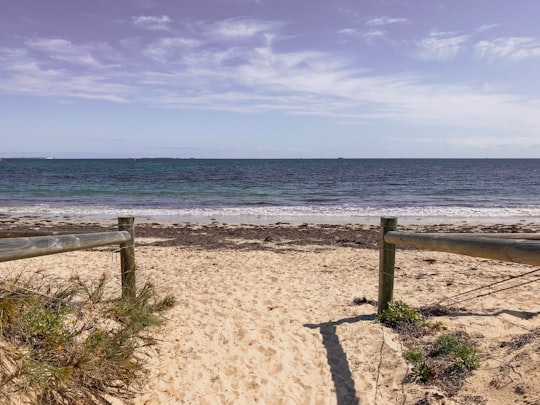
[1,0,539,158]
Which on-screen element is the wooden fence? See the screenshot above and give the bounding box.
[0,217,136,300]
[378,217,540,314]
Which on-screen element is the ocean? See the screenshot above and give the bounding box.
[1,158,539,223]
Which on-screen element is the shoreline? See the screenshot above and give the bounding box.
[2,214,539,252]
[2,210,540,226]
[2,204,540,227]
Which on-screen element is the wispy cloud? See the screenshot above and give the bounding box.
[476,37,540,62]
[338,27,387,44]
[416,32,470,61]
[366,16,408,26]
[477,23,499,33]
[0,60,129,102]
[143,37,203,63]
[339,14,406,44]
[1,18,539,142]
[338,27,386,42]
[338,28,359,36]
[132,15,173,31]
[210,18,275,40]
[362,29,386,43]
[134,43,540,139]
[25,38,104,67]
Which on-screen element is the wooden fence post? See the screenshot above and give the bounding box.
[378,217,397,314]
[118,217,136,301]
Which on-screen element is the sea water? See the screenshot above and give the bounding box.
[0,158,539,223]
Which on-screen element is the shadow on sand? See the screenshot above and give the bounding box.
[305,314,376,405]
[424,307,539,320]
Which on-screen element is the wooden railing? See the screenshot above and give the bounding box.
[0,217,136,300]
[378,217,540,313]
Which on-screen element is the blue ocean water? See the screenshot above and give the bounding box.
[0,158,539,223]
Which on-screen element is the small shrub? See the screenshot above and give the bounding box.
[432,334,479,370]
[403,347,434,381]
[381,301,480,396]
[423,319,446,331]
[401,332,480,395]
[378,301,446,334]
[378,300,424,327]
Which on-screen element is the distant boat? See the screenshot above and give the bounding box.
[45,157,56,160]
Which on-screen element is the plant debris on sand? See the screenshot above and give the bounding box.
[0,272,175,405]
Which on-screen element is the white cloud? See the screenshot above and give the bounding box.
[476,37,540,62]
[133,44,540,140]
[1,19,540,143]
[210,18,274,39]
[338,28,359,36]
[338,28,386,44]
[477,23,499,33]
[132,15,172,31]
[363,29,386,43]
[25,38,102,67]
[366,16,408,26]
[0,60,128,102]
[143,37,203,63]
[416,32,470,61]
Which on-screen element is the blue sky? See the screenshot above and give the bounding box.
[1,0,539,158]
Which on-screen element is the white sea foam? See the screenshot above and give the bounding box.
[2,204,540,224]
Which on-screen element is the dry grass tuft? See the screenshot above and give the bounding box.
[0,272,175,405]
[502,326,540,351]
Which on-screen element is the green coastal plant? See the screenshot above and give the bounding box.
[378,300,479,395]
[378,300,445,331]
[432,333,479,370]
[108,281,176,329]
[0,272,175,404]
[402,347,434,381]
[377,300,424,327]
[401,332,480,395]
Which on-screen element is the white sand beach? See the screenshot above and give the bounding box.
[1,218,539,404]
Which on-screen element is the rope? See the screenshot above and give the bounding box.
[437,267,540,305]
[443,276,540,305]
[374,323,385,405]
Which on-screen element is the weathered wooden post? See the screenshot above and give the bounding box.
[118,217,136,301]
[378,217,397,314]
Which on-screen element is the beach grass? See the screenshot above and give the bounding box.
[0,271,175,404]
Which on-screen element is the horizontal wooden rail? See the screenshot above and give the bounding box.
[384,232,540,267]
[0,231,131,262]
[0,231,70,238]
[378,217,540,313]
[430,233,540,240]
[0,217,136,301]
